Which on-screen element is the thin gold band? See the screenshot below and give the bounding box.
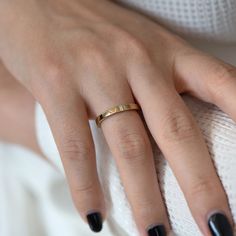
[95,103,140,127]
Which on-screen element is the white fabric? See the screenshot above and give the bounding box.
[117,0,236,44]
[1,1,236,236]
[0,142,123,236]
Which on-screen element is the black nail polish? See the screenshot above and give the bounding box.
[86,211,103,233]
[208,212,233,236]
[147,224,166,236]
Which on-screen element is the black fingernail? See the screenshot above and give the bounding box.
[147,224,166,236]
[208,212,233,236]
[86,211,103,233]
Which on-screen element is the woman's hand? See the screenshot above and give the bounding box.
[0,0,235,235]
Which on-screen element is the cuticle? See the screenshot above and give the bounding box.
[86,209,102,216]
[146,222,164,232]
[206,209,227,221]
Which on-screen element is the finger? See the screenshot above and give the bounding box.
[173,48,236,122]
[38,88,106,233]
[129,69,234,236]
[95,83,170,236]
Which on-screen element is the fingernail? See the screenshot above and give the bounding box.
[208,212,233,236]
[86,211,103,233]
[147,224,166,236]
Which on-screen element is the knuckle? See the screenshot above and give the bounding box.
[187,177,217,199]
[45,64,64,83]
[61,138,92,163]
[41,55,66,84]
[79,41,109,69]
[207,63,236,99]
[116,29,151,61]
[136,200,157,218]
[160,109,198,142]
[127,35,146,53]
[117,132,148,162]
[72,182,94,211]
[73,182,94,196]
[30,59,68,100]
[129,39,151,61]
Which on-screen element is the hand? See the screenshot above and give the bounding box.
[0,0,235,235]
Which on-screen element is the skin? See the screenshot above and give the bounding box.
[0,64,40,154]
[0,0,235,235]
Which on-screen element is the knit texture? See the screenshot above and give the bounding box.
[117,0,236,43]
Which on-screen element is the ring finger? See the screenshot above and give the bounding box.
[89,79,171,236]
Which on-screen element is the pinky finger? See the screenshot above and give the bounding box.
[40,91,106,233]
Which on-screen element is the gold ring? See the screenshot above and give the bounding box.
[95,103,141,127]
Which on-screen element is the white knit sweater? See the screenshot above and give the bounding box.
[1,1,236,236]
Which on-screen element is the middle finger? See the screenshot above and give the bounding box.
[129,68,233,236]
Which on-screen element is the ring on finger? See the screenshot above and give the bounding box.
[95,103,141,127]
